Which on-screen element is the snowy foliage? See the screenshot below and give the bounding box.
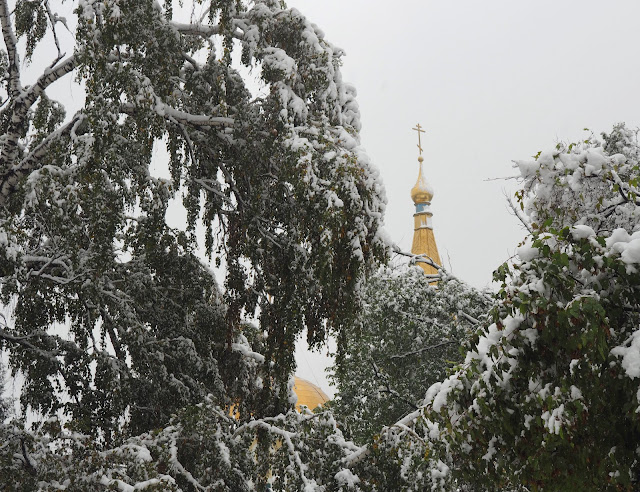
[0,0,386,444]
[413,124,640,490]
[5,0,640,489]
[0,0,389,487]
[0,395,362,491]
[330,265,489,445]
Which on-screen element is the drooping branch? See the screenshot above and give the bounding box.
[234,418,318,490]
[0,327,62,362]
[44,0,64,62]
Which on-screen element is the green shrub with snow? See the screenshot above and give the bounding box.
[416,124,640,490]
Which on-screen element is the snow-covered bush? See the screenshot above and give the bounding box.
[417,124,640,490]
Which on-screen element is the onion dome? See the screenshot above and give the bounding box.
[410,156,434,204]
[293,377,329,411]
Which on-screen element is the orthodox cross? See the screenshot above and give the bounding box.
[412,123,425,156]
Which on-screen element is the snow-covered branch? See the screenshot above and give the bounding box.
[23,55,76,109]
[235,418,319,490]
[171,21,226,38]
[343,408,423,468]
[0,327,62,361]
[121,102,234,129]
[391,243,442,274]
[0,112,83,206]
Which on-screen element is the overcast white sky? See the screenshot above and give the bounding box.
[289,0,640,287]
[292,0,640,394]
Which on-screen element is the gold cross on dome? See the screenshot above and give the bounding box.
[412,123,425,156]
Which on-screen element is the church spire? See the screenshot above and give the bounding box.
[410,124,441,275]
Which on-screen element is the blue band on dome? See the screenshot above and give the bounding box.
[415,203,430,213]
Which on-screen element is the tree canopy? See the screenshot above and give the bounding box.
[330,265,490,445]
[0,0,387,442]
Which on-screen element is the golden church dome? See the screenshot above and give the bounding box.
[293,376,329,411]
[410,156,434,204]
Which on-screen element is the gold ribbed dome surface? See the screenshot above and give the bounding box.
[293,376,329,411]
[410,156,434,204]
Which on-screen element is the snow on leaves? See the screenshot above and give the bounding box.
[0,0,387,433]
[412,124,640,490]
[0,1,388,487]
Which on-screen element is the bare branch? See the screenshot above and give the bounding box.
[506,194,533,234]
[387,340,456,360]
[484,175,521,182]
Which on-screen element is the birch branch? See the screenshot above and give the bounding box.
[0,327,62,361]
[0,55,76,174]
[0,112,83,206]
[170,21,244,41]
[121,102,234,129]
[0,0,21,98]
